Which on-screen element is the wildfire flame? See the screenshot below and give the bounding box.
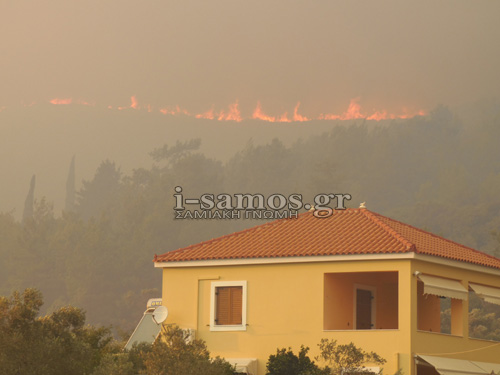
[216,101,242,122]
[50,98,72,105]
[159,105,190,116]
[253,101,276,122]
[130,96,138,109]
[293,102,309,122]
[195,107,215,120]
[49,98,93,106]
[43,96,426,122]
[252,102,292,122]
[319,98,365,120]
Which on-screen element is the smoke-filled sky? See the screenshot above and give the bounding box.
[2,0,500,216]
[2,0,500,116]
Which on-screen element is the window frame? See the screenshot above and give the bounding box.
[210,280,247,331]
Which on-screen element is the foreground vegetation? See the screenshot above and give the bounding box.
[0,289,235,375]
[0,289,389,375]
[2,288,500,374]
[266,340,387,375]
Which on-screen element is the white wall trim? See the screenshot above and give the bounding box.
[155,252,500,276]
[155,253,416,268]
[210,280,247,332]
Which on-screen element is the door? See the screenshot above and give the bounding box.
[356,289,373,329]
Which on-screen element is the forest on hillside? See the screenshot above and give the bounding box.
[1,106,500,333]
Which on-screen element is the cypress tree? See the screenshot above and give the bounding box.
[22,174,36,222]
[65,156,76,212]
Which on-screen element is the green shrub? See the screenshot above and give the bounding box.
[315,339,386,375]
[266,346,330,375]
[142,324,235,375]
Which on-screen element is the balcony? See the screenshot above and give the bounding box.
[324,271,398,331]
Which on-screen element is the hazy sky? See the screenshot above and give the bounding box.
[2,0,500,116]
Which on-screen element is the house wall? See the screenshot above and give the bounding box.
[411,259,500,365]
[324,272,353,330]
[161,259,413,375]
[417,281,441,333]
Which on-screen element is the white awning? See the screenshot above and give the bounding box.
[227,358,258,375]
[417,355,500,375]
[417,274,468,300]
[473,360,500,375]
[469,283,500,306]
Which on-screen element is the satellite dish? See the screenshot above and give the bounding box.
[152,306,168,324]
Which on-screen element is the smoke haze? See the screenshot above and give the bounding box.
[2,1,500,113]
[2,0,500,215]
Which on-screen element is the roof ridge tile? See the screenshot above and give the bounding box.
[360,209,416,252]
[371,212,500,264]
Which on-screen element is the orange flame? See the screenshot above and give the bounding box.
[251,102,291,122]
[277,112,291,123]
[340,98,365,120]
[293,102,309,122]
[318,98,427,121]
[49,98,96,106]
[41,96,425,122]
[50,98,72,105]
[366,111,388,121]
[222,101,242,122]
[114,96,140,110]
[195,107,215,120]
[130,96,138,109]
[159,105,190,116]
[252,101,275,122]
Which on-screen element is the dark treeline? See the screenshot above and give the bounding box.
[1,105,500,333]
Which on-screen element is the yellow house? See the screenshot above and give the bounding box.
[154,207,500,375]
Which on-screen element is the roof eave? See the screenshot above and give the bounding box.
[154,252,500,276]
[154,252,418,268]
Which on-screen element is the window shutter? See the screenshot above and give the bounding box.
[216,287,231,324]
[216,286,243,325]
[231,286,242,324]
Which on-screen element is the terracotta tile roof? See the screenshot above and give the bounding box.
[155,208,500,270]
